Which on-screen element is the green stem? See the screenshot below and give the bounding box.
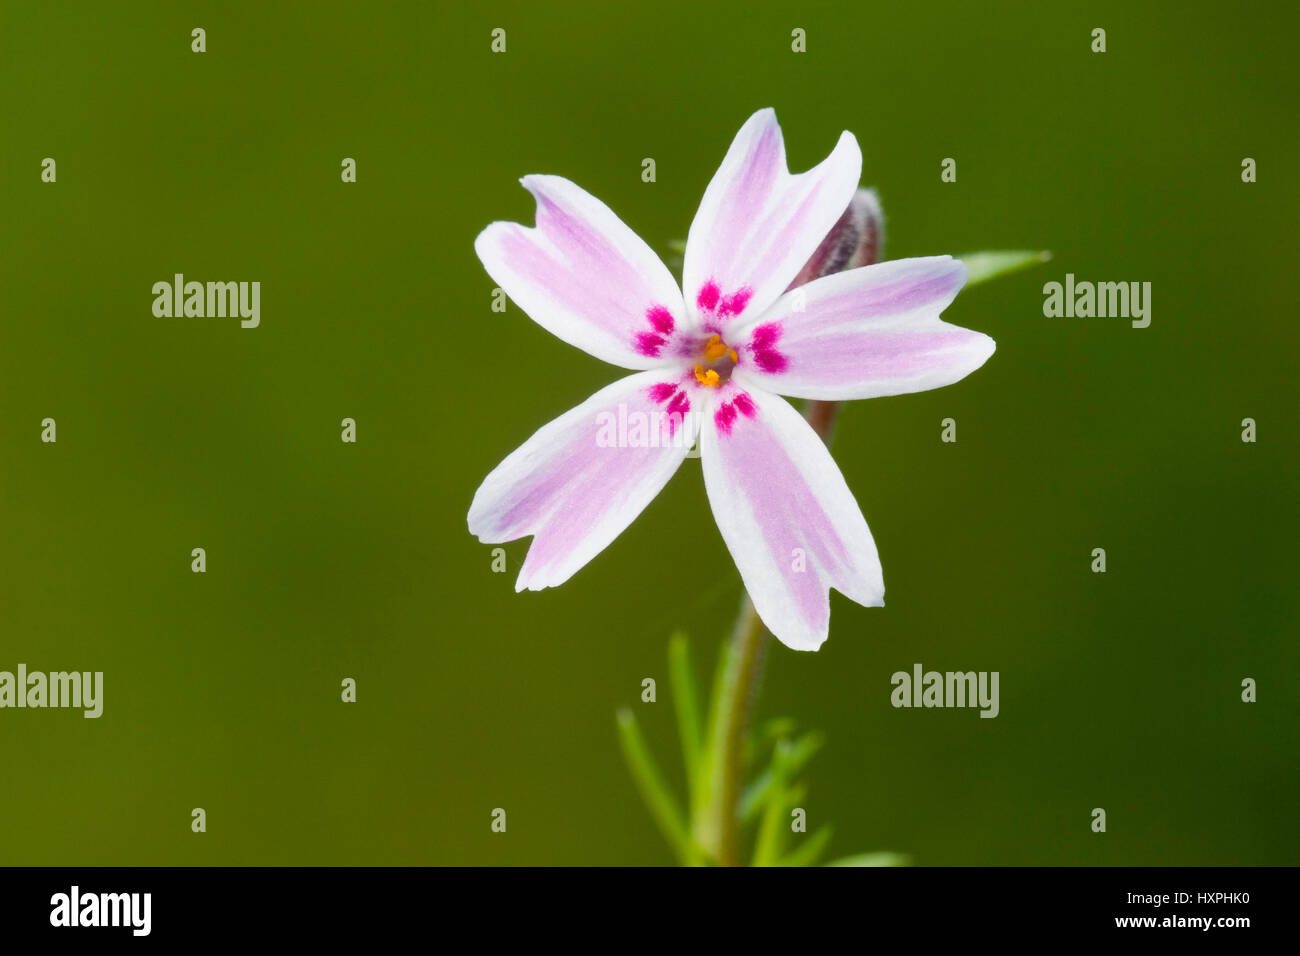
[714,593,769,865]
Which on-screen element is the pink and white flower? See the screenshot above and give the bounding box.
[469,108,995,651]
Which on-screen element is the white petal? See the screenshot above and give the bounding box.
[700,385,883,651]
[731,256,994,400]
[475,175,691,369]
[469,370,703,591]
[683,108,862,332]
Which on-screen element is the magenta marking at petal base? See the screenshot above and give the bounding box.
[696,281,721,312]
[648,382,678,403]
[718,288,752,317]
[645,305,675,335]
[634,331,666,356]
[749,322,789,373]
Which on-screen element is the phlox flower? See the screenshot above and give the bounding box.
[469,108,994,650]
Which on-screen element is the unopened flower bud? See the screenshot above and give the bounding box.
[786,188,884,290]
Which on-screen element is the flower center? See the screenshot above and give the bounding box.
[693,334,739,388]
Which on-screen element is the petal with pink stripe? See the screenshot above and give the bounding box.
[700,385,883,651]
[683,108,862,333]
[469,371,702,591]
[475,175,690,369]
[731,256,994,401]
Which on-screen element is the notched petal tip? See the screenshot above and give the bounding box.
[965,330,998,368]
[789,634,828,654]
[474,174,688,369]
[684,110,865,327]
[781,584,884,652]
[517,172,567,198]
[834,127,861,158]
[472,221,500,253]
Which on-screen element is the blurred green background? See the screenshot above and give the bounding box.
[1,0,1296,865]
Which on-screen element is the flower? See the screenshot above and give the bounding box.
[469,108,995,651]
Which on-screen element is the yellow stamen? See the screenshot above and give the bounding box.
[694,364,721,387]
[703,334,728,362]
[728,348,738,363]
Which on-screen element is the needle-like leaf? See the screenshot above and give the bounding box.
[667,633,703,808]
[958,249,1051,287]
[615,709,698,864]
[740,730,824,824]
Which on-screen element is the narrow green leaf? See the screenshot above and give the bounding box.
[778,824,834,867]
[752,781,805,866]
[740,730,824,824]
[759,717,799,742]
[615,709,697,864]
[667,633,703,803]
[739,770,772,822]
[824,852,911,867]
[958,249,1051,288]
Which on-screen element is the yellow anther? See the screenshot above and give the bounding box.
[703,334,728,362]
[694,364,721,387]
[728,348,738,362]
